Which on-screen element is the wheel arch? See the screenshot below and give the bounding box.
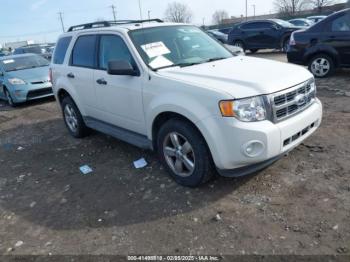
[305,48,340,67]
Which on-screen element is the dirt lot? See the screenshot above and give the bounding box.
[0,53,349,256]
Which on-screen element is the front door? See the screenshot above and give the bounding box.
[93,34,146,134]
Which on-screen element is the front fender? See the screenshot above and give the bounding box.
[145,92,216,140]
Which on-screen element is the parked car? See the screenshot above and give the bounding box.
[13,45,52,60]
[288,18,314,27]
[218,27,232,34]
[0,54,53,106]
[207,29,228,43]
[288,9,350,78]
[307,15,327,24]
[228,19,302,53]
[51,20,322,187]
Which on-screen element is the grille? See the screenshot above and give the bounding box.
[283,122,316,147]
[270,81,316,122]
[27,88,53,99]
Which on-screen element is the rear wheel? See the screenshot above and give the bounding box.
[61,96,89,138]
[233,40,245,51]
[308,54,335,78]
[157,119,214,187]
[4,88,16,107]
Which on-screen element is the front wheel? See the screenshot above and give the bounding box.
[4,88,16,107]
[282,38,290,53]
[157,119,214,187]
[250,49,259,54]
[308,54,335,78]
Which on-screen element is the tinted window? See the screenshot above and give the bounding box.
[71,35,97,68]
[53,36,72,64]
[331,14,350,32]
[98,35,136,70]
[241,22,272,30]
[1,55,49,72]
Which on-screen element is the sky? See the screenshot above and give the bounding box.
[0,0,347,45]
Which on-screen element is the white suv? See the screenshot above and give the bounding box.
[51,20,323,187]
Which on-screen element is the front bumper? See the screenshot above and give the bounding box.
[197,98,322,175]
[10,83,53,103]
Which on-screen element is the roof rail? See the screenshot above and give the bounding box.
[67,19,164,32]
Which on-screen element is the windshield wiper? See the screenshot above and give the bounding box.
[156,62,202,70]
[205,57,228,63]
[155,57,228,71]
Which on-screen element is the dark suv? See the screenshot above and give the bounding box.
[228,19,302,53]
[288,9,350,78]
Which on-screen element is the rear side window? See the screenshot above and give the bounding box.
[71,35,97,68]
[331,14,350,32]
[53,36,72,64]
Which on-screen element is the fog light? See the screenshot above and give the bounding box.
[242,141,265,158]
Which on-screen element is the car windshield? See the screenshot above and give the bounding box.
[1,55,49,72]
[129,25,232,70]
[272,19,295,27]
[23,46,45,54]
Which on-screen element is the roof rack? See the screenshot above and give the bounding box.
[67,19,164,32]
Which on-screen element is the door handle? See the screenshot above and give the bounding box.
[96,78,107,85]
[67,73,75,78]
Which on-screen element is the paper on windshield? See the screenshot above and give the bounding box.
[3,59,14,64]
[141,42,171,58]
[149,56,173,69]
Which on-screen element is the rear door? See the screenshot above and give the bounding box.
[325,12,350,66]
[66,34,98,116]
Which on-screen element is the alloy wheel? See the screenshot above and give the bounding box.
[163,132,195,177]
[64,104,79,133]
[5,90,13,106]
[311,58,330,77]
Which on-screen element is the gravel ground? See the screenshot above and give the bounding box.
[0,53,349,257]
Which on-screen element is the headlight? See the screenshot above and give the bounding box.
[8,78,26,85]
[219,96,267,122]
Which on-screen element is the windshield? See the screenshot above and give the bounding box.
[1,55,49,72]
[272,19,295,27]
[129,25,233,70]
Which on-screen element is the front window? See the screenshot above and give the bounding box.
[129,25,232,70]
[1,55,49,72]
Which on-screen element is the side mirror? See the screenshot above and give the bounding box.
[107,60,139,76]
[273,24,281,30]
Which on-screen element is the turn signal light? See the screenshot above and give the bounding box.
[219,101,235,117]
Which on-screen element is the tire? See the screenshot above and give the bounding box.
[250,49,259,54]
[308,54,335,78]
[157,119,214,187]
[282,37,290,53]
[61,96,89,138]
[4,88,16,107]
[233,40,245,51]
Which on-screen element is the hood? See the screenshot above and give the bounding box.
[157,56,313,99]
[6,66,50,83]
